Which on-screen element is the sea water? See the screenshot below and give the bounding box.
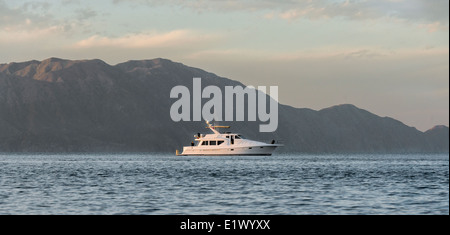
[0,153,448,214]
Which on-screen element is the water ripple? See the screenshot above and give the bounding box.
[0,153,448,215]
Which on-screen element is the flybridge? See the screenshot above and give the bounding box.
[170,78,278,132]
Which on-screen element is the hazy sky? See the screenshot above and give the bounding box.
[0,0,448,131]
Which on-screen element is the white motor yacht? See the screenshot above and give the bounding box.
[176,121,282,156]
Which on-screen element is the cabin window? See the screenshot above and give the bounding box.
[201,141,208,146]
[218,141,224,145]
[235,135,241,139]
[210,141,217,145]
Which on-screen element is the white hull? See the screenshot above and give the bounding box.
[180,144,280,156]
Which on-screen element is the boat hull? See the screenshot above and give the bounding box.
[179,145,279,156]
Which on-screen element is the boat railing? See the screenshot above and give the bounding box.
[262,139,284,144]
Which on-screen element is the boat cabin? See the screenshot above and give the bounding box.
[196,134,245,146]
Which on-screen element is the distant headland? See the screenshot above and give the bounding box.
[0,58,448,153]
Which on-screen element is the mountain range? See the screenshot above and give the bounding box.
[0,58,448,153]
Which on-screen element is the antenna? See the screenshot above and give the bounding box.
[204,120,229,134]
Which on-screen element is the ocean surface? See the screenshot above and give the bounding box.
[0,153,448,215]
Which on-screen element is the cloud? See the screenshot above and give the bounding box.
[418,21,449,33]
[113,0,449,28]
[0,1,66,43]
[73,29,222,49]
[0,25,63,43]
[0,0,98,37]
[0,0,51,29]
[112,0,283,12]
[276,0,449,24]
[74,8,98,21]
[279,6,328,21]
[343,49,385,60]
